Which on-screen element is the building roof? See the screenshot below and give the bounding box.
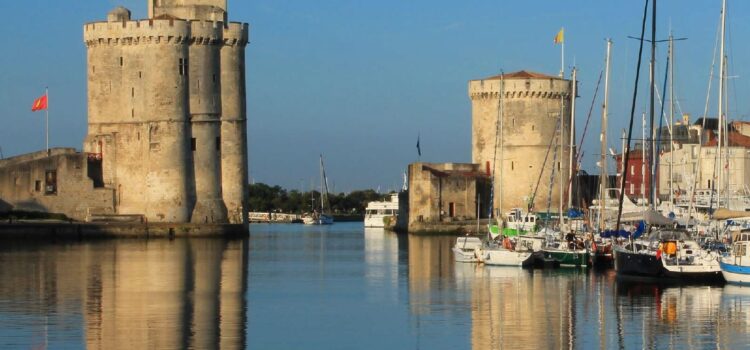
[480,70,561,81]
[704,129,750,148]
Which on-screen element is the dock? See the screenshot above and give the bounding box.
[0,221,248,240]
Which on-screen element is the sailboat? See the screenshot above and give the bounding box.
[302,155,334,225]
[478,74,535,267]
[614,0,722,282]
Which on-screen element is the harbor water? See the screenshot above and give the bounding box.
[1,222,750,349]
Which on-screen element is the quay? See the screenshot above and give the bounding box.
[0,222,248,240]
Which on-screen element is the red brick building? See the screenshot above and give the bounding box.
[615,149,654,201]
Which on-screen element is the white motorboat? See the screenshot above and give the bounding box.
[452,236,484,263]
[364,193,399,228]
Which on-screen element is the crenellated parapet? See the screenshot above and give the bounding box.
[84,19,191,47]
[223,22,249,47]
[468,75,571,101]
[469,90,570,100]
[189,20,224,45]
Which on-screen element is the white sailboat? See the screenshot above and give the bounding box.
[479,73,534,267]
[302,155,334,225]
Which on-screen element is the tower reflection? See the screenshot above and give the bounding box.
[0,239,248,350]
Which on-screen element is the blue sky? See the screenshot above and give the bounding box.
[1,1,748,193]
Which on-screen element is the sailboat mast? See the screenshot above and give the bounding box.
[319,154,325,212]
[648,0,657,209]
[718,0,727,203]
[568,68,577,210]
[599,39,612,232]
[669,34,675,205]
[642,112,648,208]
[559,80,565,230]
[498,75,505,222]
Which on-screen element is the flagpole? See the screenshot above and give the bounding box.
[45,87,49,155]
[561,29,565,78]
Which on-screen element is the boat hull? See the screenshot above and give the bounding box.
[542,249,590,267]
[484,249,533,267]
[614,248,723,282]
[453,247,480,263]
[720,260,750,285]
[302,215,334,225]
[592,252,614,268]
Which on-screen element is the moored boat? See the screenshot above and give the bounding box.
[364,193,399,228]
[614,229,723,282]
[719,231,750,285]
[452,236,484,263]
[302,155,335,225]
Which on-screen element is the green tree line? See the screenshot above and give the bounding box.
[248,183,388,214]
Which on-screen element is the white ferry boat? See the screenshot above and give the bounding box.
[364,193,399,228]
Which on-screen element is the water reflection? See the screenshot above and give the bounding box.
[4,225,750,349]
[0,239,248,349]
[364,228,406,303]
[404,233,750,350]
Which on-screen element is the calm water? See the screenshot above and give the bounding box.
[2,222,750,349]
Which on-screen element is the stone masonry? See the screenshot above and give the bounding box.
[83,1,249,224]
[469,71,573,215]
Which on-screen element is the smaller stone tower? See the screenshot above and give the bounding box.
[220,23,250,225]
[188,20,228,224]
[469,71,572,215]
[149,0,227,22]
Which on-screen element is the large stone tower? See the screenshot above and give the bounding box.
[83,1,249,224]
[469,71,572,215]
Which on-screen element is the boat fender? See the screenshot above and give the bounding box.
[656,243,663,260]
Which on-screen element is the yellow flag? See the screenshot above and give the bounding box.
[554,28,564,45]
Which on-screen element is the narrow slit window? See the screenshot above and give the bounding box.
[215,136,221,151]
[191,138,196,151]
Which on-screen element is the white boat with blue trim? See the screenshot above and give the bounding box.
[720,232,750,285]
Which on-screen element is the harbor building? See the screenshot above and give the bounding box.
[658,120,750,202]
[399,70,574,233]
[402,163,489,232]
[0,0,250,226]
[469,71,573,215]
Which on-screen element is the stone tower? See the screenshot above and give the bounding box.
[83,1,249,224]
[469,71,572,215]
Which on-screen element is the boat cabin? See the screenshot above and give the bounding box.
[505,208,536,230]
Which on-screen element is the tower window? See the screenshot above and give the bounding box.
[119,57,123,66]
[216,136,221,151]
[191,138,196,151]
[179,58,189,76]
[45,171,57,195]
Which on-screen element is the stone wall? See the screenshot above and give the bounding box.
[0,149,115,220]
[407,162,488,231]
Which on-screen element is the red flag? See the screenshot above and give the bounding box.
[31,94,47,112]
